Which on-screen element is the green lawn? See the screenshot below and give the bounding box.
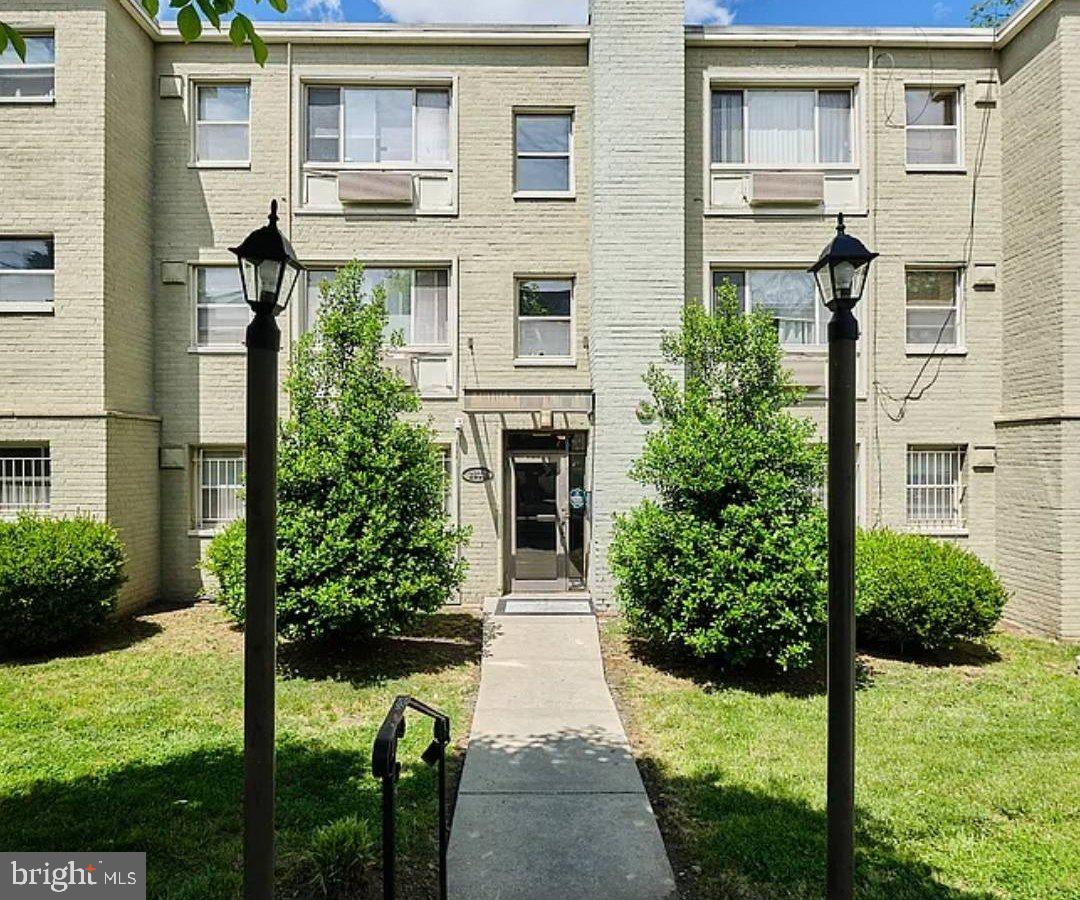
[601,620,1080,899]
[0,603,481,899]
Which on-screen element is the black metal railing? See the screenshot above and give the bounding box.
[371,695,451,900]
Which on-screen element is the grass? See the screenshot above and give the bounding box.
[601,620,1080,899]
[0,602,482,899]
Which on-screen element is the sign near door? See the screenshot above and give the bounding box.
[569,487,587,511]
[461,466,494,484]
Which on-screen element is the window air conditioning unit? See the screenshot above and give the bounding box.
[385,353,417,388]
[338,171,414,205]
[750,171,825,206]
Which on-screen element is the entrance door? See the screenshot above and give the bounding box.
[510,452,568,591]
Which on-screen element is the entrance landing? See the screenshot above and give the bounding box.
[447,607,677,899]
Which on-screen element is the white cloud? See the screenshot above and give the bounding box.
[684,0,735,25]
[297,0,343,21]
[372,0,588,24]
[371,1,735,26]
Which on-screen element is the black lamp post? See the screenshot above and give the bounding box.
[809,212,877,900]
[229,200,304,900]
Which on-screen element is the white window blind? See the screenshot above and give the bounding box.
[196,267,249,347]
[906,88,960,167]
[195,83,250,163]
[906,269,960,347]
[0,447,50,514]
[305,267,450,348]
[0,237,54,305]
[713,268,824,347]
[517,279,573,358]
[197,449,245,529]
[906,446,965,529]
[0,35,54,101]
[712,88,853,166]
[305,86,451,166]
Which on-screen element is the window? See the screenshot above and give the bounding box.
[712,88,853,166]
[905,88,960,168]
[0,238,54,306]
[305,86,450,166]
[713,268,825,348]
[305,267,450,347]
[906,446,965,530]
[517,279,573,359]
[196,449,245,529]
[906,269,961,348]
[514,112,572,195]
[0,34,54,101]
[0,447,50,514]
[195,267,249,348]
[194,83,250,164]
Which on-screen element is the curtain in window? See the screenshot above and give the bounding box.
[711,90,744,164]
[365,269,414,342]
[818,91,852,164]
[413,270,449,345]
[748,270,820,345]
[416,90,451,163]
[747,90,815,165]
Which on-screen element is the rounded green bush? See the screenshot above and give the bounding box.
[204,517,245,623]
[0,514,127,656]
[856,528,1008,652]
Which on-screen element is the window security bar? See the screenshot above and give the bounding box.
[371,695,451,900]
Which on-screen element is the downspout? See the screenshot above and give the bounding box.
[286,40,294,240]
[868,44,882,527]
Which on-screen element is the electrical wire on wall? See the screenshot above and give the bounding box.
[867,34,995,524]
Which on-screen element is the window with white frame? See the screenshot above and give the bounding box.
[305,86,451,166]
[516,278,573,359]
[906,268,961,348]
[305,267,450,347]
[0,34,54,101]
[0,446,50,514]
[712,88,853,167]
[712,268,825,348]
[196,449,245,529]
[194,83,250,164]
[514,112,572,194]
[195,266,249,348]
[0,237,54,306]
[905,87,961,168]
[906,446,965,529]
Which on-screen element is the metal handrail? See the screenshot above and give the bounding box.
[372,695,451,900]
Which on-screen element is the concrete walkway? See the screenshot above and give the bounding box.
[447,604,677,899]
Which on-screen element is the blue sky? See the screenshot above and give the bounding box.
[212,0,979,29]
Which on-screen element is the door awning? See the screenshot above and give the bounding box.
[463,389,594,414]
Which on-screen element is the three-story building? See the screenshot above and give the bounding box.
[1,0,1077,640]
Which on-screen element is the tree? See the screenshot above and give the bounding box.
[1,0,283,66]
[206,263,470,641]
[969,0,1022,27]
[609,285,828,671]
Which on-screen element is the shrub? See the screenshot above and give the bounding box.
[856,528,1008,652]
[610,289,828,671]
[205,263,469,641]
[0,514,126,656]
[292,816,378,899]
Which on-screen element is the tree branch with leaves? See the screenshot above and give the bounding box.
[1,0,286,66]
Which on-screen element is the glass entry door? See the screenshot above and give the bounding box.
[510,452,568,591]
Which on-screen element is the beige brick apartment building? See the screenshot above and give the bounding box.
[0,0,1077,639]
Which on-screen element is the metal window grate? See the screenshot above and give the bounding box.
[0,449,51,514]
[906,447,964,529]
[198,450,245,529]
